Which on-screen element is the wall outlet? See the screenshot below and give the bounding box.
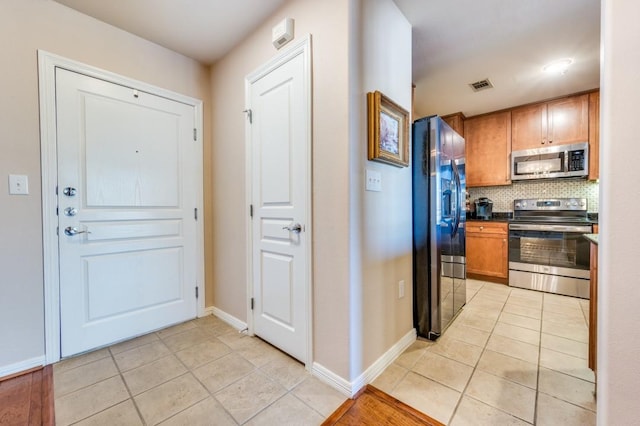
[365,169,382,192]
[398,280,405,299]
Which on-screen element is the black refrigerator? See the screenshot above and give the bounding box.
[412,116,466,340]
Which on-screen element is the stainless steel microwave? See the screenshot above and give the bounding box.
[511,142,589,181]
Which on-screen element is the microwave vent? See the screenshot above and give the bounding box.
[469,78,494,92]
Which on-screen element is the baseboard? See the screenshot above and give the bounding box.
[351,328,417,393]
[312,328,417,397]
[206,306,247,331]
[311,362,353,397]
[0,355,46,380]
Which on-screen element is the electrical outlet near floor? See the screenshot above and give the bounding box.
[398,280,405,299]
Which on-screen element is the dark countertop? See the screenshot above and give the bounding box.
[466,212,598,225]
[584,234,599,245]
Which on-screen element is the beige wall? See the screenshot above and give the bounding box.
[599,0,640,422]
[209,0,352,377]
[209,0,413,384]
[351,0,413,375]
[0,0,210,371]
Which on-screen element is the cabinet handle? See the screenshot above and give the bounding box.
[549,140,553,144]
[542,139,546,144]
[480,226,484,230]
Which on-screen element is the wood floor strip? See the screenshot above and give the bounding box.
[322,384,444,426]
[0,366,54,426]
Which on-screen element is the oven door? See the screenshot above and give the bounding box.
[508,223,592,298]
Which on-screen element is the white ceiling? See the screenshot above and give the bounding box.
[53,0,287,64]
[53,0,601,117]
[394,0,601,116]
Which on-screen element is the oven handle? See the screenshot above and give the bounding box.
[509,223,593,233]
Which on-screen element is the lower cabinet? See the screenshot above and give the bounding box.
[466,221,508,283]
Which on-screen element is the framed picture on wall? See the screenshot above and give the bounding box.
[367,91,409,167]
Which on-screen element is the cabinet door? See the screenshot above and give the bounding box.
[442,112,465,137]
[464,111,511,187]
[511,103,547,151]
[588,91,600,180]
[547,94,589,146]
[467,232,508,278]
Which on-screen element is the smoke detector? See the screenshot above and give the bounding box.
[272,18,294,49]
[469,78,494,92]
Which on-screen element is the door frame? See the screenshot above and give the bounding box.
[38,51,205,364]
[244,36,313,367]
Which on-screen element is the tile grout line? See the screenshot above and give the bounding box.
[164,318,243,425]
[447,284,540,425]
[110,333,154,425]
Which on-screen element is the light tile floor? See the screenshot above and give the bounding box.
[373,279,597,425]
[54,279,596,425]
[53,315,345,425]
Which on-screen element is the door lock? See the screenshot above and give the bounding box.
[64,207,78,216]
[63,187,77,196]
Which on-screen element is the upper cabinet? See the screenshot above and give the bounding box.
[442,112,466,137]
[464,111,512,187]
[511,93,589,151]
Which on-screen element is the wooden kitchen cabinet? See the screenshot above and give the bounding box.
[589,91,600,180]
[464,111,511,187]
[442,112,465,137]
[511,93,589,151]
[466,221,508,283]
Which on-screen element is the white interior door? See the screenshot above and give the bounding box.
[56,68,198,357]
[248,39,311,363]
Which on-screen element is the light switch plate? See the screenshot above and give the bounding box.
[365,169,382,192]
[9,174,29,195]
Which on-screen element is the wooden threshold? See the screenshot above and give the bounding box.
[0,365,55,425]
[322,384,444,426]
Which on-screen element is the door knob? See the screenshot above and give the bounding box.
[64,226,90,236]
[282,223,302,233]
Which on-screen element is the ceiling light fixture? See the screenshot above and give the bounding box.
[542,58,574,75]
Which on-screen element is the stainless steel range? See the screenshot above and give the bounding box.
[508,198,593,299]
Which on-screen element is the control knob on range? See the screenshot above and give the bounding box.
[515,202,521,209]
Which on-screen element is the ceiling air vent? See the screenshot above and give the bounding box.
[469,78,494,92]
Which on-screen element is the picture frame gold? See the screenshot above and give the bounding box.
[367,91,410,167]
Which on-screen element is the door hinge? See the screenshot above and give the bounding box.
[194,207,198,221]
[243,109,253,124]
[250,204,253,218]
[56,207,59,216]
[250,298,254,310]
[56,226,59,236]
[195,286,199,299]
[193,128,197,141]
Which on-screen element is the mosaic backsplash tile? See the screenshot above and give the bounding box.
[468,180,599,212]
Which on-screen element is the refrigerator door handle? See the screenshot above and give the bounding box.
[451,163,461,238]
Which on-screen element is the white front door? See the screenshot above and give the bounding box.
[247,39,311,363]
[56,68,199,357]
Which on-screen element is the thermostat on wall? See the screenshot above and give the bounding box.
[272,18,294,49]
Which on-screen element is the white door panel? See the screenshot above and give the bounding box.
[56,68,197,357]
[84,95,180,207]
[249,40,310,363]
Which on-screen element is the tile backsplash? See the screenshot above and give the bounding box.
[468,180,599,212]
